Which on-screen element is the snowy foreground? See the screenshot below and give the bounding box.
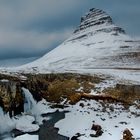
[0,84,139,140]
[56,100,140,140]
[12,99,140,140]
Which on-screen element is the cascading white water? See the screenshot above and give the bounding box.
[21,87,53,125]
[22,87,42,124]
[22,87,37,113]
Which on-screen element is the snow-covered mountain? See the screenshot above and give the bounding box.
[16,8,140,74]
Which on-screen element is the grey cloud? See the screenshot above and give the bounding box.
[0,0,86,62]
[0,0,86,29]
[0,29,72,59]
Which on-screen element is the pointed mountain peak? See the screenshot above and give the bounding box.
[74,8,125,35]
[81,8,113,25]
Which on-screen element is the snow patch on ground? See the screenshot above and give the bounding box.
[14,134,38,140]
[90,80,116,95]
[14,115,39,132]
[55,100,140,140]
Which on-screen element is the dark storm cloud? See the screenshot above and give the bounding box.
[0,0,140,62]
[0,0,87,61]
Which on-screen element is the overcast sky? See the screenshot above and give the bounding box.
[0,0,140,66]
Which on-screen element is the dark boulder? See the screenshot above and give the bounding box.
[90,124,103,137]
[123,129,134,140]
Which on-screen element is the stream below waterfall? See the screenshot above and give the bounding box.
[0,88,69,140]
[39,110,69,140]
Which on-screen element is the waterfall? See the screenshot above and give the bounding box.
[22,87,42,124]
[22,87,37,113]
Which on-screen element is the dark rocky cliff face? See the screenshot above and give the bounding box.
[0,74,23,115]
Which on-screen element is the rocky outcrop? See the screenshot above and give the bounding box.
[0,74,23,115]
